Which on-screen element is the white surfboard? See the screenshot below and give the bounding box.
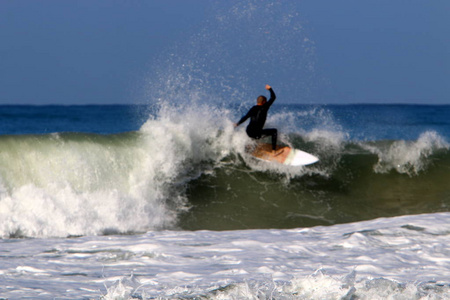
[249,143,319,166]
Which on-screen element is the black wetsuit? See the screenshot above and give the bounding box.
[236,88,278,150]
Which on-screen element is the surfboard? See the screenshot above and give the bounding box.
[249,143,319,166]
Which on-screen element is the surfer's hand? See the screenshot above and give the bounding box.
[265,84,271,90]
[234,123,238,128]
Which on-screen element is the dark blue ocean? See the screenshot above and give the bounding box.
[0,105,146,135]
[2,104,450,141]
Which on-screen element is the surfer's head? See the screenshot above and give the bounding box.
[257,96,267,106]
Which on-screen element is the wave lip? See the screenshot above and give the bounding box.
[0,132,181,238]
[362,130,449,176]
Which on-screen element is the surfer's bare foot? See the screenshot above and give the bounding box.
[272,149,284,156]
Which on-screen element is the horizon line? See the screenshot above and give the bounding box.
[0,102,449,106]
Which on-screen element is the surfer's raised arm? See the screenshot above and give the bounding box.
[265,85,276,107]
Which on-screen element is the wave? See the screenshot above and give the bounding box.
[0,104,449,237]
[0,102,237,238]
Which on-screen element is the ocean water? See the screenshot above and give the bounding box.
[2,1,450,298]
[0,103,449,299]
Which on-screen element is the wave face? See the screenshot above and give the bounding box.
[180,130,450,230]
[0,103,238,237]
[0,104,449,237]
[0,132,182,237]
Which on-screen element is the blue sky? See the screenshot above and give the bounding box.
[1,1,449,105]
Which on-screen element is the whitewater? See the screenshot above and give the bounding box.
[1,1,450,298]
[1,212,449,299]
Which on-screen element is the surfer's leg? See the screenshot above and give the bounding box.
[246,128,261,140]
[261,128,277,150]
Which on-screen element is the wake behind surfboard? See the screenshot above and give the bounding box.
[249,143,319,166]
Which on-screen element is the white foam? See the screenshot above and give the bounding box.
[2,212,449,299]
[365,131,449,175]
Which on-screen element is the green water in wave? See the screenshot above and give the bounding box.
[179,151,450,230]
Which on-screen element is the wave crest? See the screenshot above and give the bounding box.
[363,131,449,176]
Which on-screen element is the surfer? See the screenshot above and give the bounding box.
[235,85,279,153]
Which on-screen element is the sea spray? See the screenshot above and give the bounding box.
[266,106,348,177]
[142,0,319,109]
